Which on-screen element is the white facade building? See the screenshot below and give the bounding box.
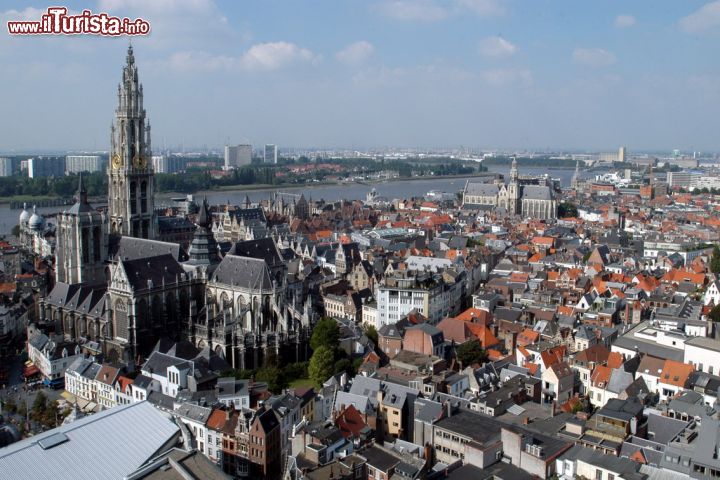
[264,144,278,164]
[0,157,13,176]
[224,144,252,169]
[27,333,81,385]
[65,155,106,174]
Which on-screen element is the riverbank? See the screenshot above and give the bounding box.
[185,172,495,198]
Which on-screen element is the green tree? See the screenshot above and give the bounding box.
[3,398,16,414]
[709,304,720,323]
[17,403,27,419]
[711,245,720,274]
[310,317,339,352]
[255,366,288,394]
[42,400,59,428]
[558,202,578,218]
[32,391,47,418]
[309,345,336,386]
[363,324,379,348]
[456,341,487,367]
[333,358,353,376]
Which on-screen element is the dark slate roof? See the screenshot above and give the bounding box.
[121,254,185,291]
[228,237,283,268]
[142,351,192,378]
[113,236,184,262]
[521,185,554,200]
[158,216,195,232]
[233,207,266,223]
[361,445,400,472]
[211,255,273,289]
[434,410,503,445]
[465,182,499,196]
[255,408,280,433]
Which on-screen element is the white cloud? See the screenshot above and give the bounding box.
[572,48,616,67]
[242,42,319,70]
[478,36,516,58]
[679,1,720,33]
[166,42,320,72]
[480,68,532,87]
[335,41,375,66]
[614,14,636,28]
[373,0,504,21]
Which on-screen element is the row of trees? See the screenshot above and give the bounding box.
[0,172,107,198]
[3,391,68,430]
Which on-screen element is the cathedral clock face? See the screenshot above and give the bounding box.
[111,153,122,169]
[133,155,147,170]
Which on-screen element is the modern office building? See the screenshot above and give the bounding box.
[27,156,65,178]
[224,144,252,169]
[264,144,278,164]
[666,171,700,189]
[65,155,106,174]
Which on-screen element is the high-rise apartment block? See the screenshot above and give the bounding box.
[65,155,107,174]
[224,144,252,169]
[264,144,278,164]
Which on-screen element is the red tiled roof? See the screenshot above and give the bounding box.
[336,405,369,439]
[659,360,694,388]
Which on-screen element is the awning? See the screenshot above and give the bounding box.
[23,365,40,378]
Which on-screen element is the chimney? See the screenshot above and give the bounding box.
[551,400,557,417]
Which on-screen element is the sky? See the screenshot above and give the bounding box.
[1,0,720,153]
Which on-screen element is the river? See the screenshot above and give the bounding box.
[0,166,585,235]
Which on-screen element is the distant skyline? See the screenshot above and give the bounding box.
[1,1,720,152]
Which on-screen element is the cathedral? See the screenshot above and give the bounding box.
[40,47,312,368]
[461,157,558,220]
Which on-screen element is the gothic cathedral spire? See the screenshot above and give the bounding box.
[108,45,156,240]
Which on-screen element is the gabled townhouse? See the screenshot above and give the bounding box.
[65,356,101,404]
[403,323,444,357]
[636,354,666,396]
[570,344,617,395]
[249,406,282,478]
[141,350,218,398]
[541,361,574,405]
[174,402,212,456]
[95,364,122,409]
[114,375,134,405]
[27,332,81,387]
[267,392,302,452]
[130,373,162,402]
[216,377,250,410]
[657,359,694,402]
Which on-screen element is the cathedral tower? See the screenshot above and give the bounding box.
[507,156,520,214]
[56,174,108,285]
[108,45,156,240]
[571,159,580,190]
